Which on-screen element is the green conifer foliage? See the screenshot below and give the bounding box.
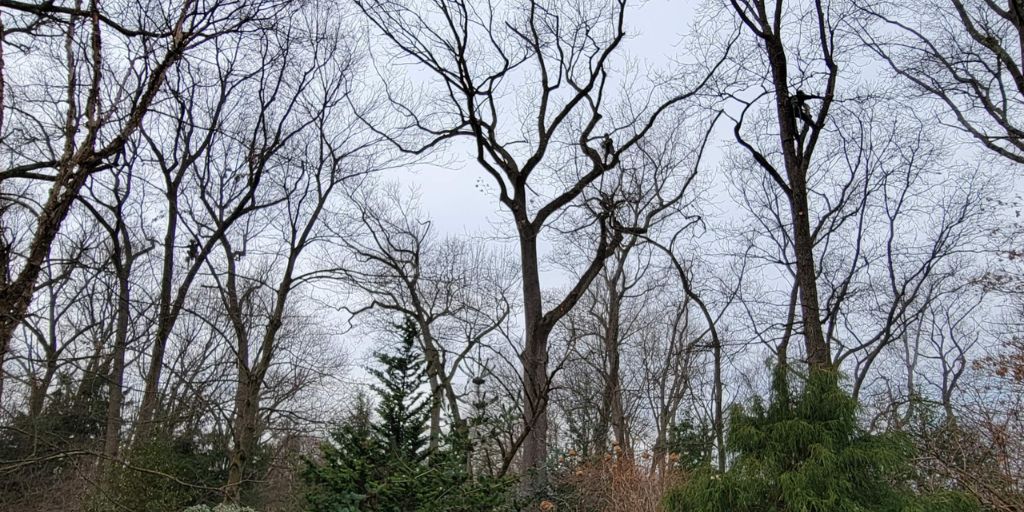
[369,318,430,465]
[667,419,714,472]
[663,368,981,512]
[302,318,511,511]
[303,393,379,511]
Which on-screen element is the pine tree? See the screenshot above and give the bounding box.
[369,318,431,511]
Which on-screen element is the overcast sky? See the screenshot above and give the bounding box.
[395,0,700,237]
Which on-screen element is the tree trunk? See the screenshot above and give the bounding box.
[519,228,550,496]
[28,360,57,419]
[788,184,830,368]
[762,29,832,370]
[603,280,629,455]
[0,166,91,402]
[136,183,180,432]
[712,326,725,472]
[428,371,443,454]
[651,416,668,477]
[225,373,260,503]
[418,321,444,454]
[104,249,132,461]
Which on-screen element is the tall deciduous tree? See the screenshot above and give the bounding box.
[725,0,841,369]
[354,0,724,493]
[0,0,291,401]
[332,183,514,455]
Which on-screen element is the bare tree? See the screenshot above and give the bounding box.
[860,0,1024,165]
[635,289,702,476]
[332,182,515,455]
[78,145,157,461]
[0,0,291,400]
[355,0,723,492]
[723,0,843,369]
[548,110,717,460]
[206,8,385,498]
[13,230,99,420]
[133,13,338,431]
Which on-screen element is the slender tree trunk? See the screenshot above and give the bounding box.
[136,311,174,430]
[778,281,799,373]
[28,360,58,418]
[104,251,132,461]
[223,244,254,504]
[443,379,465,435]
[441,367,470,469]
[136,183,179,432]
[651,415,668,477]
[712,328,725,472]
[604,285,629,455]
[427,371,443,453]
[519,228,550,495]
[418,321,444,454]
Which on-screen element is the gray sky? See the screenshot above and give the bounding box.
[400,0,700,237]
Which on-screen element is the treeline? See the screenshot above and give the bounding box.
[0,0,1022,510]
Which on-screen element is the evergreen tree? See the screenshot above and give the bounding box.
[368,318,432,511]
[369,317,429,464]
[663,368,980,512]
[666,419,714,472]
[303,318,511,512]
[2,372,109,507]
[303,393,380,511]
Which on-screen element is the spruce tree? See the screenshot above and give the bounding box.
[369,317,429,464]
[369,318,431,511]
[303,318,510,511]
[303,393,379,511]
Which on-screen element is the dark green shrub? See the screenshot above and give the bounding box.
[87,430,229,512]
[663,368,980,512]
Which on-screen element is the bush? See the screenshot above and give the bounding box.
[87,430,229,512]
[0,372,107,510]
[550,454,685,512]
[663,368,981,512]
